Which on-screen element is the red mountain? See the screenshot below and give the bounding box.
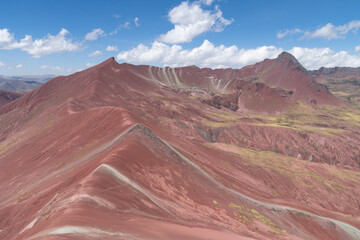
[0,54,359,240]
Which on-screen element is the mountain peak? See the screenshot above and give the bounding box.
[107,56,116,62]
[103,57,117,64]
[276,51,309,73]
[94,57,118,69]
[276,52,301,65]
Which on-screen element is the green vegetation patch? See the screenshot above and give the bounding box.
[229,203,286,236]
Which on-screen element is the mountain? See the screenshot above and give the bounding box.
[310,67,360,109]
[253,52,344,106]
[0,75,56,83]
[0,90,22,107]
[0,54,359,240]
[0,74,55,93]
[0,78,42,93]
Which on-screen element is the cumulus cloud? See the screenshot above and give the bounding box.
[355,46,360,52]
[106,45,118,51]
[85,28,106,41]
[117,40,281,68]
[289,47,360,69]
[21,29,80,58]
[89,50,102,57]
[0,61,4,66]
[0,29,14,47]
[305,21,360,39]
[0,28,81,58]
[117,40,360,70]
[158,1,233,44]
[134,17,139,27]
[279,20,360,40]
[86,63,94,67]
[16,64,23,69]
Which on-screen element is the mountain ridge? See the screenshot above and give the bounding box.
[0,52,359,240]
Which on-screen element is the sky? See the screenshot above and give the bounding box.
[1,0,360,75]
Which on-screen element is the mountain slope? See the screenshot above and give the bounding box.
[310,67,360,109]
[0,55,359,240]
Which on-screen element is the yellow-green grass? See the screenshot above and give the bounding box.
[246,102,360,136]
[205,143,360,193]
[228,202,286,236]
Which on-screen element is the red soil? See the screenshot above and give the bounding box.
[0,55,359,240]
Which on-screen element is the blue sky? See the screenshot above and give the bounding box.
[1,0,360,75]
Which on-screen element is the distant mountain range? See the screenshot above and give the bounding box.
[0,89,23,106]
[310,67,360,109]
[0,75,56,93]
[0,74,56,83]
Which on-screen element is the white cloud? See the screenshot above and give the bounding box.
[16,64,23,69]
[0,29,14,47]
[289,47,360,69]
[200,0,214,6]
[22,29,80,58]
[124,22,131,29]
[117,40,360,70]
[0,28,81,58]
[277,30,289,39]
[355,46,360,52]
[106,45,118,51]
[40,65,73,73]
[40,65,63,71]
[277,28,302,39]
[134,17,139,27]
[117,40,281,68]
[280,20,360,40]
[305,21,360,39]
[158,1,233,44]
[89,50,102,57]
[113,14,121,18]
[0,61,4,66]
[85,28,106,41]
[86,63,94,67]
[110,22,131,35]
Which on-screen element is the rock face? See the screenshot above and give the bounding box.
[0,54,359,240]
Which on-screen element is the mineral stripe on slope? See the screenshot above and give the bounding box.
[95,164,175,217]
[122,124,360,239]
[8,123,360,239]
[25,226,144,240]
